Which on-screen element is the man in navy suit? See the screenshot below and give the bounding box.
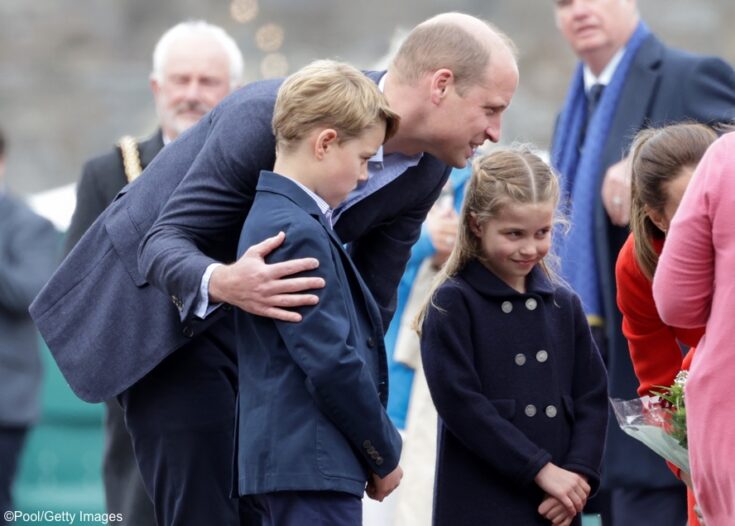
[31,12,519,526]
[550,1,735,524]
[64,21,243,526]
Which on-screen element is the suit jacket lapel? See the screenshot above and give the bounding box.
[139,130,165,168]
[603,35,662,168]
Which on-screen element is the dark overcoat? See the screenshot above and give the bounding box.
[421,261,608,525]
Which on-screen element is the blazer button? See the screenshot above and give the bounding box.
[501,301,513,314]
[545,405,558,418]
[536,350,548,363]
[525,298,538,311]
[363,440,372,450]
[524,404,537,417]
[514,353,526,366]
[367,337,375,348]
[182,326,194,338]
[376,457,384,466]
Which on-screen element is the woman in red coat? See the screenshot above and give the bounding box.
[615,122,716,525]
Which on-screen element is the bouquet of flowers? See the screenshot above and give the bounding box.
[610,370,689,473]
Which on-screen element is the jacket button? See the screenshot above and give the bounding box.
[545,405,558,418]
[367,337,375,348]
[525,298,538,311]
[536,350,548,363]
[501,301,513,314]
[524,404,537,417]
[182,326,194,338]
[376,457,384,466]
[363,440,372,449]
[514,353,526,366]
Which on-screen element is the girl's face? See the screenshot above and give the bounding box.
[644,166,694,234]
[470,201,554,293]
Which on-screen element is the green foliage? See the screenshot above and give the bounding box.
[653,371,688,449]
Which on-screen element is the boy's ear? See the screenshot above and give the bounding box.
[314,129,339,159]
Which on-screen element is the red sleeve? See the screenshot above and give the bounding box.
[615,235,684,396]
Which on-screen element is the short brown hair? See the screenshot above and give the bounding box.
[272,60,399,152]
[629,123,718,280]
[390,14,516,94]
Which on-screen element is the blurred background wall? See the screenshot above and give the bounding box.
[1,0,734,197]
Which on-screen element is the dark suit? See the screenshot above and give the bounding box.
[30,73,449,525]
[65,132,163,526]
[236,172,401,503]
[0,193,58,522]
[552,33,735,525]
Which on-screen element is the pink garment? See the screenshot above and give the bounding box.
[653,131,735,526]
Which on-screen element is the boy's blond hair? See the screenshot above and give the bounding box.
[272,60,399,152]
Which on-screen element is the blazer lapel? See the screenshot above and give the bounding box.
[603,35,662,168]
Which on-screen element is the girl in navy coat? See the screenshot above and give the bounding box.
[417,148,608,526]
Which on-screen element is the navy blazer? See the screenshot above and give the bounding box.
[29,73,449,402]
[551,33,735,488]
[235,172,401,497]
[421,261,608,525]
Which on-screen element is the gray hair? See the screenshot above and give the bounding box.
[151,20,244,89]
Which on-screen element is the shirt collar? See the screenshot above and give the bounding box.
[583,46,625,92]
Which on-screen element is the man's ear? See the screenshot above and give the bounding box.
[149,76,161,99]
[430,68,454,105]
[314,129,338,159]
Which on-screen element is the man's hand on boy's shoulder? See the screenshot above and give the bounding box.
[209,231,326,322]
[366,465,404,502]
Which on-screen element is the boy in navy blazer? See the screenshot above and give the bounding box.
[235,61,403,524]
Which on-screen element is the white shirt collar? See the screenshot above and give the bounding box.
[583,47,625,92]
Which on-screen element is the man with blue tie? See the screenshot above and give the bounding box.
[550,0,735,524]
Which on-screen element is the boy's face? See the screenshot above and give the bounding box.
[316,124,385,209]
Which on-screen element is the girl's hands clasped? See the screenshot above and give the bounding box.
[534,463,590,521]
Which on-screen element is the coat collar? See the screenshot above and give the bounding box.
[459,259,555,298]
[139,130,165,167]
[256,170,324,218]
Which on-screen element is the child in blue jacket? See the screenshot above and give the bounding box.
[235,60,403,525]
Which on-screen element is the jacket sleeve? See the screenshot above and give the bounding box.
[420,284,552,487]
[349,166,449,330]
[271,220,402,477]
[0,204,60,314]
[653,135,730,327]
[615,237,691,396]
[139,96,276,322]
[681,56,735,125]
[562,293,609,495]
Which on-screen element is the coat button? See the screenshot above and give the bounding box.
[524,404,537,417]
[182,326,194,338]
[363,440,372,449]
[501,301,513,314]
[514,353,526,366]
[545,405,558,418]
[525,298,538,311]
[536,350,548,363]
[367,337,375,348]
[376,457,384,466]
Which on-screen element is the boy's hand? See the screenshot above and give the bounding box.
[534,463,590,516]
[366,466,403,502]
[209,231,325,322]
[538,495,575,525]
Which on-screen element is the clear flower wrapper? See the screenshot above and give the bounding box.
[610,394,689,474]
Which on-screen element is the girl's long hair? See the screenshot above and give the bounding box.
[628,123,717,280]
[414,145,563,334]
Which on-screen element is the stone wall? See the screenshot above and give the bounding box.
[1,0,733,195]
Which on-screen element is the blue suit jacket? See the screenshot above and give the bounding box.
[552,34,735,488]
[235,172,401,497]
[29,73,449,402]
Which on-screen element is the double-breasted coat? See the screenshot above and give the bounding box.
[421,260,608,525]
